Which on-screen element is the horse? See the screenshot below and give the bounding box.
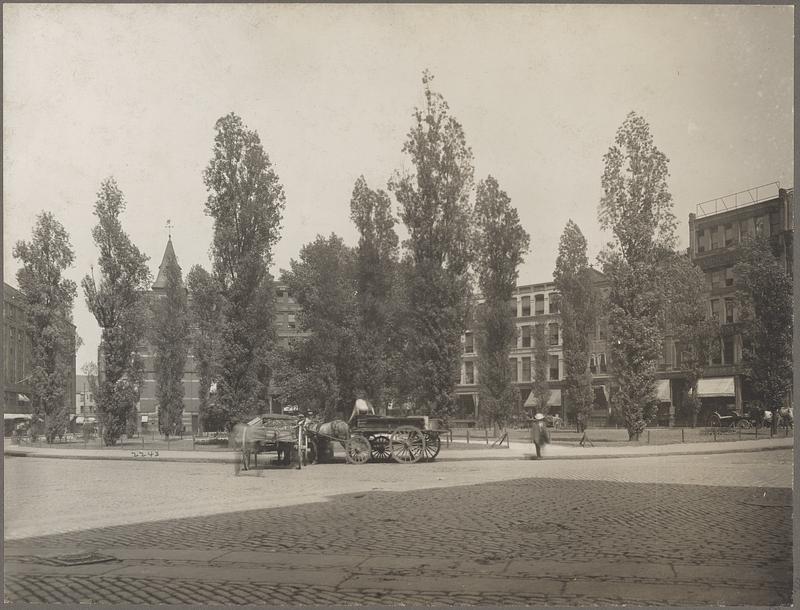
[305,419,349,464]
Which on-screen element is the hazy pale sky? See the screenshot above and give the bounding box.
[4,4,794,369]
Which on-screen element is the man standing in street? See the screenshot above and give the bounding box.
[531,413,551,459]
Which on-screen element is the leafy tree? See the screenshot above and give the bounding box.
[279,234,360,419]
[553,220,596,432]
[349,176,400,412]
[203,113,285,426]
[472,176,529,428]
[530,323,551,415]
[598,112,676,440]
[389,71,474,418]
[151,251,190,437]
[734,236,793,412]
[82,178,151,446]
[661,253,718,427]
[13,212,80,443]
[186,264,225,432]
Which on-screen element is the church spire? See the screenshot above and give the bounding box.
[152,236,181,290]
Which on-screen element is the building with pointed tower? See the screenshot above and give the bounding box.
[136,236,202,434]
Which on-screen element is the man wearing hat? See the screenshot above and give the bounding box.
[531,413,551,459]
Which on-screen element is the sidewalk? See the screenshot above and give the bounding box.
[5,435,792,464]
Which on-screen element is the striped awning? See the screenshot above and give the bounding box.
[524,389,561,408]
[697,377,735,398]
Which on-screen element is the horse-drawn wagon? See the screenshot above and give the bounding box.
[232,412,446,471]
[343,415,445,464]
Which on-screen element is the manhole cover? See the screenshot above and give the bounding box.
[40,552,117,567]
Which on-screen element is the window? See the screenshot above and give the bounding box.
[521,325,531,348]
[598,320,607,341]
[710,299,721,320]
[589,354,597,374]
[711,337,722,365]
[277,289,286,298]
[754,216,767,238]
[521,357,531,382]
[724,299,735,324]
[534,294,545,315]
[548,294,561,314]
[464,333,474,354]
[724,223,735,247]
[509,358,518,382]
[723,335,735,365]
[710,270,724,289]
[548,355,560,380]
[287,313,296,329]
[696,230,707,253]
[521,296,531,317]
[464,361,475,384]
[599,353,607,373]
[710,226,721,250]
[548,323,559,346]
[725,268,734,287]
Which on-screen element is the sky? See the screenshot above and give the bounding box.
[3,4,794,370]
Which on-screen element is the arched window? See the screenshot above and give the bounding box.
[589,355,597,374]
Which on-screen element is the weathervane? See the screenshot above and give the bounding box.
[165,219,173,239]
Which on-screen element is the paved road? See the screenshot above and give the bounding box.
[4,449,794,605]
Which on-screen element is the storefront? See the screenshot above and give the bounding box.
[697,377,736,424]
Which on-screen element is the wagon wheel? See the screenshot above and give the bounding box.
[736,419,752,430]
[368,434,391,462]
[708,415,721,429]
[422,432,441,461]
[389,426,426,464]
[346,434,372,465]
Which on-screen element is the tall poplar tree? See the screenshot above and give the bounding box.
[186,264,225,432]
[82,178,151,445]
[349,176,399,411]
[13,212,80,443]
[151,250,190,437]
[389,71,474,418]
[203,113,285,426]
[553,220,596,432]
[598,112,676,440]
[472,176,530,427]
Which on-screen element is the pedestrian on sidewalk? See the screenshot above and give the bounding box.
[531,413,551,459]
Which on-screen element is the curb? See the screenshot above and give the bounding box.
[5,439,791,465]
[523,442,793,461]
[4,450,237,465]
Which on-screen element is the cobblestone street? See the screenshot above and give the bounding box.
[4,448,794,606]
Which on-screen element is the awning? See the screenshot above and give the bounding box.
[3,414,31,420]
[524,389,561,408]
[141,415,149,423]
[656,379,671,402]
[697,377,735,398]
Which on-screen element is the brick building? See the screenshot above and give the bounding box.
[2,282,76,434]
[687,182,793,420]
[128,238,309,433]
[455,270,614,425]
